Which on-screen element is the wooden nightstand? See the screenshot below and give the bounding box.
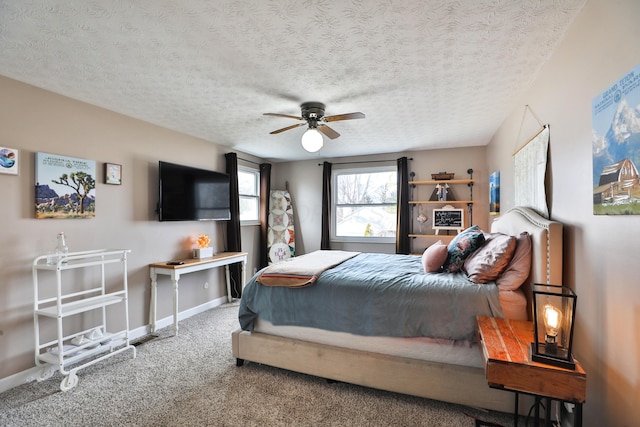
[477,316,586,427]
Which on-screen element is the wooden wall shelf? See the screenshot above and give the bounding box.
[409,179,475,186]
[408,171,474,254]
[409,200,474,204]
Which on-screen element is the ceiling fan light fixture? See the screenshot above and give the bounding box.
[301,128,323,152]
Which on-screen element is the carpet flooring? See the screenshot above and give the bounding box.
[0,302,521,426]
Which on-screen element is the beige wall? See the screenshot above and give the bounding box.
[2,0,638,423]
[0,76,261,380]
[487,0,640,425]
[272,146,489,255]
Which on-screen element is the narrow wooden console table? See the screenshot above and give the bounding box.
[149,251,248,335]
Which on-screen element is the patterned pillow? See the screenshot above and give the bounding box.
[463,233,517,283]
[421,240,448,273]
[442,225,486,273]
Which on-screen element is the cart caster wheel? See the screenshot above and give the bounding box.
[60,373,78,392]
[37,365,56,382]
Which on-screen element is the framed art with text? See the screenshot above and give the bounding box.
[432,207,464,234]
[35,152,96,219]
[592,63,640,215]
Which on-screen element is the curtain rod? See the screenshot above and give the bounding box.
[317,158,412,166]
[237,157,261,166]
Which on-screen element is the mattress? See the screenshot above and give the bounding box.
[253,317,484,368]
[240,253,504,341]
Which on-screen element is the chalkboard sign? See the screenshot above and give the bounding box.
[432,208,464,233]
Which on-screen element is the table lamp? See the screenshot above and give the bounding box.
[530,283,577,369]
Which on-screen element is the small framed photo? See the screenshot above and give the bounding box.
[105,162,122,185]
[0,147,19,175]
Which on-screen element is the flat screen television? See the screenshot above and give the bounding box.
[158,161,231,221]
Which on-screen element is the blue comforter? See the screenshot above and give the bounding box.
[239,253,503,341]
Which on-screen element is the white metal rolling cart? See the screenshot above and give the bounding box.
[32,249,137,391]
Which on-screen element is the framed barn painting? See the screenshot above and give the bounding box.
[592,63,640,215]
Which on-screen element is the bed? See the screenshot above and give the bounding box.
[232,207,563,414]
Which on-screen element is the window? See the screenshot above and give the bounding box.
[332,166,397,243]
[238,167,259,224]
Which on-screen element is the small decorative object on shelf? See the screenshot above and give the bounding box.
[435,182,449,201]
[431,171,455,180]
[47,232,69,265]
[193,234,213,259]
[416,213,428,232]
[530,283,577,370]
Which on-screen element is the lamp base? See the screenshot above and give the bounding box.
[530,343,576,370]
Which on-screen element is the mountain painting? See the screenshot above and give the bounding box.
[35,152,96,219]
[592,63,640,215]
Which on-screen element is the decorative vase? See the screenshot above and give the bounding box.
[193,247,214,259]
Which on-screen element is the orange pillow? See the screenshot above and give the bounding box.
[421,241,448,273]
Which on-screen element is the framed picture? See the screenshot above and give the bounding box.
[0,147,19,175]
[592,63,640,215]
[105,162,122,185]
[489,171,500,215]
[432,207,464,234]
[35,152,96,219]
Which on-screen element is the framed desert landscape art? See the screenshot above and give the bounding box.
[35,152,96,219]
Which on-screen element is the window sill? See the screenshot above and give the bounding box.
[331,237,395,244]
[241,220,260,227]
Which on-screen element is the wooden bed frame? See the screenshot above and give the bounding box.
[232,207,563,414]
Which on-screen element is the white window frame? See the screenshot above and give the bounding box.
[331,165,397,244]
[238,166,260,226]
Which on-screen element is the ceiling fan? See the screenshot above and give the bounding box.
[263,102,365,152]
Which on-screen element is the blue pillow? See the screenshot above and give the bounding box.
[442,225,486,273]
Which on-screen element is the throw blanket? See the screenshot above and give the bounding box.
[258,250,359,288]
[240,252,504,341]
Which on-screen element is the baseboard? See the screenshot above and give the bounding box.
[148,295,228,333]
[0,296,228,394]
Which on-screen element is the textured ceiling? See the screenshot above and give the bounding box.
[0,0,586,162]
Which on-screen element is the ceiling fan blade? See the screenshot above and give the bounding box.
[318,124,340,139]
[263,113,304,120]
[270,122,306,135]
[324,112,366,122]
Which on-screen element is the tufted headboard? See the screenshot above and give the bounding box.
[491,206,563,287]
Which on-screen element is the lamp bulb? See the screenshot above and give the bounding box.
[543,304,562,344]
[301,128,324,152]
